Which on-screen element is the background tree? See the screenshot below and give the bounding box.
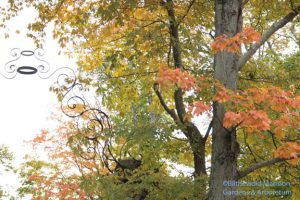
[0,145,14,199]
[17,107,207,199]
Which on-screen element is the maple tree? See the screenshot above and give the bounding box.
[18,128,87,200]
[1,0,300,199]
[17,108,207,199]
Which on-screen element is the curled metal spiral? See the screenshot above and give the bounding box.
[1,48,21,79]
[74,108,112,139]
[1,48,108,120]
[1,48,113,162]
[1,48,51,78]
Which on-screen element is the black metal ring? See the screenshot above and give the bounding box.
[21,50,34,56]
[17,66,38,75]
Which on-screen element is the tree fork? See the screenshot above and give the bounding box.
[162,0,207,176]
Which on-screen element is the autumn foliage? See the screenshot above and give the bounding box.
[214,86,300,162]
[1,0,299,198]
[157,67,196,91]
[20,116,112,199]
[21,127,89,199]
[157,63,300,164]
[211,27,261,53]
[275,142,300,160]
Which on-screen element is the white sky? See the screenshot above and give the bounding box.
[0,6,76,199]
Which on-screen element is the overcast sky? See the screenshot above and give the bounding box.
[0,5,76,198]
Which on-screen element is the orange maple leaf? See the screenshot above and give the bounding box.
[211,27,261,53]
[223,111,242,128]
[190,101,210,116]
[157,67,195,91]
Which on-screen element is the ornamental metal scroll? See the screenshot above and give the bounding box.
[1,48,141,172]
[1,48,112,141]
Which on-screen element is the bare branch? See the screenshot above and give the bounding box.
[238,6,300,70]
[267,130,278,149]
[167,39,172,67]
[266,41,278,55]
[238,153,300,179]
[243,131,258,162]
[170,135,188,142]
[107,71,157,79]
[204,119,213,141]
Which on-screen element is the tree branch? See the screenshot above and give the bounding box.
[238,153,300,179]
[107,71,157,79]
[267,130,278,149]
[243,131,258,162]
[238,6,300,70]
[153,83,179,122]
[204,119,213,141]
[164,0,187,123]
[242,0,250,6]
[170,135,188,142]
[177,0,196,26]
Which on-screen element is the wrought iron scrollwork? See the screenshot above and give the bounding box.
[2,47,112,137]
[1,48,51,78]
[2,48,123,173]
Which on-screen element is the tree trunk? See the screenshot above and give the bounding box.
[186,126,207,176]
[192,139,206,176]
[209,0,242,199]
[162,0,207,176]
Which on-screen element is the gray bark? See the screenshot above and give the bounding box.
[209,2,300,199]
[208,0,242,199]
[238,152,300,179]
